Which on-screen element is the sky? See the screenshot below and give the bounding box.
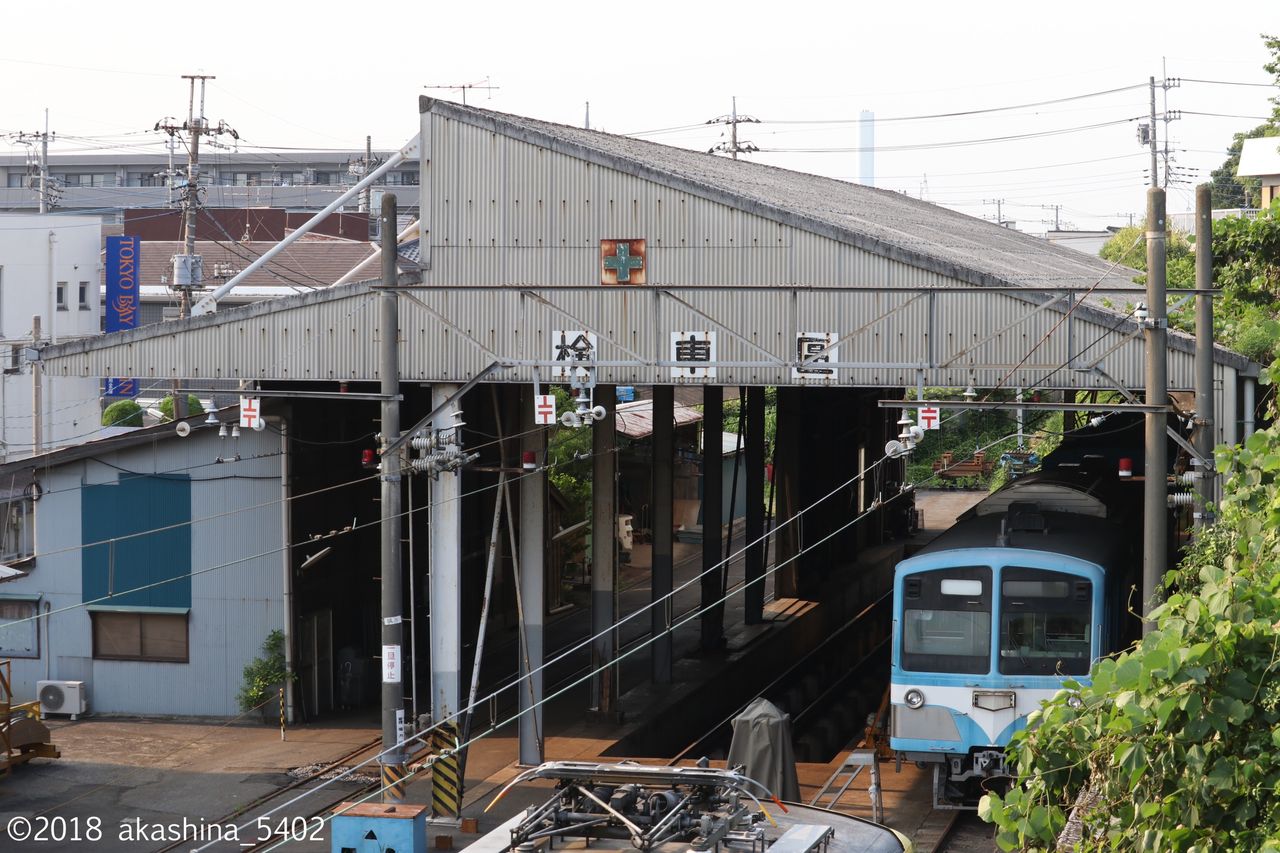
[2,0,1277,233]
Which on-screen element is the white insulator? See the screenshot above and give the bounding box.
[1178,472,1196,485]
[1167,492,1197,507]
[410,434,437,450]
[409,457,436,474]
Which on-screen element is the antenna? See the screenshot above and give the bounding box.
[423,78,499,106]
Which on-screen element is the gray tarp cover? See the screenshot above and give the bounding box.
[726,697,800,802]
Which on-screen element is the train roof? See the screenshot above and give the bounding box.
[909,507,1131,569]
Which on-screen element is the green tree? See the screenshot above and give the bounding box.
[1210,203,1280,364]
[1209,34,1280,209]
[1098,224,1195,289]
[101,399,143,428]
[981,362,1280,851]
[156,394,205,422]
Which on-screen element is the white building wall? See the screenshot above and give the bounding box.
[0,214,104,460]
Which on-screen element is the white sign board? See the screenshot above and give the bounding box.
[534,394,557,425]
[918,406,941,430]
[670,331,717,380]
[550,331,598,380]
[793,332,838,380]
[382,644,402,683]
[239,396,262,430]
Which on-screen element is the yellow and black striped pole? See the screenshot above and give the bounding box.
[381,761,408,802]
[431,721,461,820]
[279,688,286,742]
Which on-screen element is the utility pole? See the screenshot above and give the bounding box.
[1147,77,1159,188]
[1142,186,1168,632]
[156,74,237,419]
[1041,204,1062,231]
[984,198,1007,227]
[1193,184,1215,528]
[707,97,760,159]
[377,193,406,801]
[10,112,57,213]
[349,136,382,214]
[423,79,499,106]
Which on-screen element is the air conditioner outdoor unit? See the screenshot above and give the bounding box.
[37,680,88,720]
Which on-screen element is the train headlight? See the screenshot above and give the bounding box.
[904,688,926,709]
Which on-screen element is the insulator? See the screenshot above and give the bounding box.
[410,434,437,450]
[1177,472,1197,485]
[1167,492,1197,507]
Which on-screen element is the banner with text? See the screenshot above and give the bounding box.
[103,236,139,397]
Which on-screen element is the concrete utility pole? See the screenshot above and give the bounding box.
[984,198,1007,227]
[1194,184,1215,527]
[377,194,407,800]
[1143,187,1168,631]
[154,74,237,419]
[10,112,56,213]
[1148,77,1159,188]
[707,97,760,159]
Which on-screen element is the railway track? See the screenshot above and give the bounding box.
[151,736,393,853]
[929,810,996,853]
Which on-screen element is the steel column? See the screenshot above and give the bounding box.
[651,385,674,684]
[518,386,546,766]
[429,383,463,725]
[591,386,618,714]
[744,387,766,624]
[701,386,725,651]
[1194,185,1215,526]
[1143,188,1168,631]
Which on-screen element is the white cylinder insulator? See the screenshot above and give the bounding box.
[410,434,436,450]
[1167,492,1197,507]
[1178,472,1196,485]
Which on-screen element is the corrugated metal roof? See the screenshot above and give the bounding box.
[615,399,703,439]
[424,98,1138,291]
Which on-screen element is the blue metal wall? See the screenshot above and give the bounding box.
[82,474,192,608]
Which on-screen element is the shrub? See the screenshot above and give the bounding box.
[102,399,143,428]
[157,394,205,422]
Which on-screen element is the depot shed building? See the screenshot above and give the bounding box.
[18,99,1261,730]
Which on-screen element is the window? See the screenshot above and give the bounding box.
[126,172,167,187]
[7,173,30,188]
[0,599,39,658]
[999,568,1093,676]
[56,281,67,310]
[388,170,419,186]
[901,566,992,674]
[78,280,89,310]
[1,496,34,563]
[55,173,113,188]
[91,610,189,662]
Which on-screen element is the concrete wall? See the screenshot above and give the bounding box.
[0,424,284,716]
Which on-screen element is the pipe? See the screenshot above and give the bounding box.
[191,134,419,315]
[330,219,421,289]
[1243,378,1256,439]
[43,600,51,681]
[460,467,505,775]
[278,416,294,723]
[1193,184,1215,527]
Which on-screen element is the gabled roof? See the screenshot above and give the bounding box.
[423,98,1139,292]
[129,239,374,297]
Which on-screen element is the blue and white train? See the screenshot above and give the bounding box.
[890,436,1153,806]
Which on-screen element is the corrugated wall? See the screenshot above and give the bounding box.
[36,109,1251,393]
[1,427,283,716]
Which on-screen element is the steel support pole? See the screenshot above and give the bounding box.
[518,385,546,766]
[1194,185,1215,527]
[591,386,619,715]
[744,387,766,624]
[701,386,725,651]
[651,385,674,684]
[1143,188,1168,632]
[376,195,406,800]
[429,382,462,725]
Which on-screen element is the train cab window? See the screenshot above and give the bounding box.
[901,567,991,674]
[1000,567,1092,675]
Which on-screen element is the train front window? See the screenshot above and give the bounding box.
[1000,567,1092,675]
[901,566,991,674]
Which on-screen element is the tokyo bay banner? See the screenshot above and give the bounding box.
[103,236,138,397]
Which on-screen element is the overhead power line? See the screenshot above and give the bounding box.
[759,116,1141,154]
